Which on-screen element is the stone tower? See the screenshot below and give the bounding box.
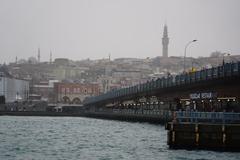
[162,25,169,58]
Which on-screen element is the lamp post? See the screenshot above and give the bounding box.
[183,39,197,72]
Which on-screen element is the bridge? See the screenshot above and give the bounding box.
[84,62,240,123]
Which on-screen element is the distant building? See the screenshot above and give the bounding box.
[162,24,169,58]
[32,80,59,102]
[54,58,69,66]
[0,71,29,103]
[52,66,86,80]
[112,70,141,79]
[54,82,100,104]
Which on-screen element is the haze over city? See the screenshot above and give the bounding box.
[0,0,240,64]
[1,0,240,158]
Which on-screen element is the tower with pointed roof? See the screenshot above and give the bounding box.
[162,25,169,58]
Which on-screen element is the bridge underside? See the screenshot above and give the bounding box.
[88,76,240,109]
[82,76,240,124]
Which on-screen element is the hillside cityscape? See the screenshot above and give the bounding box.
[1,44,239,105]
[1,25,240,106]
[1,22,240,106]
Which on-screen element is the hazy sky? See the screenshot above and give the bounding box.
[0,0,240,64]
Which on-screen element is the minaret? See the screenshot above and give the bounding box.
[37,48,40,63]
[50,50,52,64]
[162,24,169,58]
[108,53,111,62]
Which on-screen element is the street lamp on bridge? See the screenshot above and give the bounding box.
[183,39,197,72]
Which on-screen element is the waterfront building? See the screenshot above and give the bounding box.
[54,82,100,104]
[0,70,29,103]
[32,80,59,102]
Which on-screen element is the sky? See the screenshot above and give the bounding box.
[0,0,240,64]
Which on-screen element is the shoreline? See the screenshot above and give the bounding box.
[0,111,168,124]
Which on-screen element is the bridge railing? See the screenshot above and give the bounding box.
[175,111,240,124]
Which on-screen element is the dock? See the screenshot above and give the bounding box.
[165,111,240,151]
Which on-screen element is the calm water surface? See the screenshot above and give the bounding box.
[0,116,240,160]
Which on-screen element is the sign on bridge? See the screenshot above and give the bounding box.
[190,92,217,99]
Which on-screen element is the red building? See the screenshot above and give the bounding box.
[54,82,100,104]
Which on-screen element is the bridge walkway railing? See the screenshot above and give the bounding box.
[176,111,240,124]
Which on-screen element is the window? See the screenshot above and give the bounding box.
[66,88,70,93]
[61,88,65,93]
[88,88,92,94]
[73,88,77,93]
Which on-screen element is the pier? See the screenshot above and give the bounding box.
[165,111,240,151]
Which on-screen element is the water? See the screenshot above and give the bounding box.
[0,116,240,160]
